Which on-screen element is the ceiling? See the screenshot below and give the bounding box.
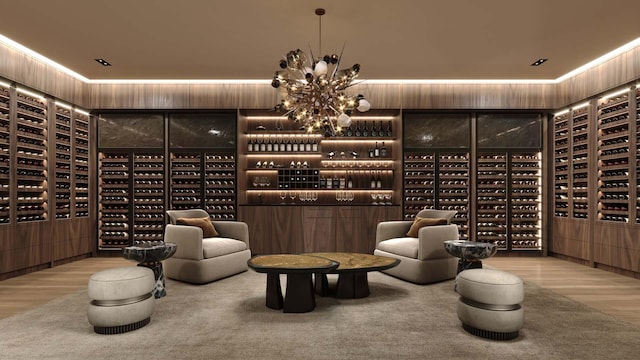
[1,0,640,81]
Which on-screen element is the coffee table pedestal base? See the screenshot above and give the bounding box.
[457,259,483,275]
[315,272,371,299]
[283,273,316,313]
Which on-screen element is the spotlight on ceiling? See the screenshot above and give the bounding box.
[530,58,548,66]
[95,58,112,66]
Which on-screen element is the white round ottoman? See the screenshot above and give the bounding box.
[88,266,156,334]
[455,268,524,340]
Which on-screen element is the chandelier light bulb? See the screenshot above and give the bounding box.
[337,113,352,127]
[314,60,328,77]
[357,99,371,112]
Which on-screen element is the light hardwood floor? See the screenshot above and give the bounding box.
[1,256,639,326]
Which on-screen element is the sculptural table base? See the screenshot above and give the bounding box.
[138,261,166,299]
[456,259,483,275]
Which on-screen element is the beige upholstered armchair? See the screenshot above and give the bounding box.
[164,209,251,284]
[374,209,459,284]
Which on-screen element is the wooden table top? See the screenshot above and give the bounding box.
[248,254,339,273]
[305,252,400,273]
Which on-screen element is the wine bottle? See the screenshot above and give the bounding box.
[286,138,292,152]
[326,177,333,189]
[346,124,353,137]
[370,174,376,189]
[292,138,299,152]
[320,176,327,188]
[266,137,273,152]
[386,121,392,137]
[259,136,266,152]
[376,172,382,189]
[355,122,362,137]
[311,137,318,152]
[305,137,311,152]
[347,173,353,189]
[273,137,280,152]
[339,177,346,189]
[377,121,383,137]
[368,147,374,158]
[362,121,369,137]
[374,141,380,157]
[380,142,387,158]
[247,137,254,152]
[370,121,377,137]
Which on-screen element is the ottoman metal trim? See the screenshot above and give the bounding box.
[462,323,520,341]
[93,317,151,335]
[90,293,152,307]
[460,296,521,311]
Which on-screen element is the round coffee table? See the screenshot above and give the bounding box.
[122,241,177,298]
[443,240,497,274]
[248,254,339,313]
[306,252,400,299]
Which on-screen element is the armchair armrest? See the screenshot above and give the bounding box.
[212,221,250,248]
[164,224,204,261]
[417,224,459,260]
[376,221,413,246]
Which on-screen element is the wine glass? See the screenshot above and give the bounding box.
[289,191,296,204]
[279,191,287,204]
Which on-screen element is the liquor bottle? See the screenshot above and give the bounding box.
[286,138,292,152]
[326,177,333,189]
[347,174,353,189]
[368,147,374,158]
[292,138,299,152]
[266,137,273,152]
[374,141,380,157]
[380,142,387,158]
[273,138,280,152]
[259,136,266,152]
[333,178,340,188]
[320,176,327,188]
[370,121,377,137]
[370,174,376,189]
[311,137,319,152]
[386,121,393,137]
[339,177,346,189]
[376,172,382,189]
[305,137,311,152]
[355,122,362,137]
[346,124,353,137]
[247,138,254,152]
[362,121,369,137]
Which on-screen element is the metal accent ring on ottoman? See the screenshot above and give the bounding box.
[87,266,156,334]
[455,268,524,340]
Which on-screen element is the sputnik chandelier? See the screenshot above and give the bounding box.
[271,8,370,136]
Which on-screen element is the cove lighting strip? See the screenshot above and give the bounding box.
[572,102,590,110]
[1,33,640,85]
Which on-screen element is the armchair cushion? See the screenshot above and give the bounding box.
[176,217,219,238]
[377,237,418,259]
[406,217,448,237]
[202,238,248,259]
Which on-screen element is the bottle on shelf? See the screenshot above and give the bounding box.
[266,137,273,152]
[370,121,377,137]
[347,173,353,189]
[305,137,311,152]
[386,121,392,137]
[380,142,387,158]
[376,172,382,189]
[311,137,318,152]
[377,121,383,137]
[286,138,292,152]
[346,124,353,137]
[374,142,380,158]
[362,121,369,137]
[259,136,266,152]
[273,137,280,152]
[292,138,299,152]
[370,173,376,189]
[355,122,362,137]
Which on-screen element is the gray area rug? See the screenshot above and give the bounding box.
[1,270,639,360]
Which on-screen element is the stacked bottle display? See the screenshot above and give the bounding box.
[73,112,90,217]
[54,106,72,218]
[597,92,630,222]
[342,120,393,138]
[15,92,48,222]
[98,153,130,248]
[170,153,202,211]
[0,85,10,224]
[553,112,570,217]
[571,106,589,219]
[170,152,236,219]
[402,152,469,240]
[133,154,164,243]
[510,154,542,249]
[477,153,507,248]
[204,153,235,220]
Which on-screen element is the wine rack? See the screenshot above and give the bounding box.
[553,111,570,218]
[571,106,589,219]
[637,87,640,223]
[597,91,630,223]
[133,153,164,243]
[15,91,48,223]
[402,151,469,240]
[170,152,202,211]
[241,111,399,206]
[54,105,72,219]
[403,153,436,216]
[98,152,130,249]
[0,85,10,224]
[477,153,508,249]
[510,153,542,250]
[438,153,469,240]
[73,111,90,217]
[205,153,236,220]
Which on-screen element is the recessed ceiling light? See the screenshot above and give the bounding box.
[530,58,548,66]
[95,58,112,66]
